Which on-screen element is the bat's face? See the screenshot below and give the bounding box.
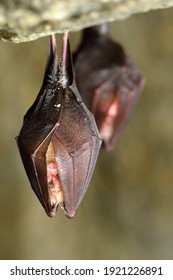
[16,34,102,218]
[73,24,144,151]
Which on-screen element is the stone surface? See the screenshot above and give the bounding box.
[0,0,173,43]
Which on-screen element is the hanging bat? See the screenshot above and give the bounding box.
[73,23,145,151]
[16,33,102,218]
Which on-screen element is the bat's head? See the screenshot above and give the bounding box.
[16,33,102,218]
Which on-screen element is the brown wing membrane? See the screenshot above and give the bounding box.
[91,62,143,150]
[50,91,100,217]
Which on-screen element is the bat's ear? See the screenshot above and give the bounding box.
[41,34,58,88]
[58,32,73,87]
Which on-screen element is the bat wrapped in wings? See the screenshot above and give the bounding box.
[73,23,145,151]
[16,33,102,218]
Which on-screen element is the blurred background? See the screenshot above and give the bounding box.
[0,8,173,260]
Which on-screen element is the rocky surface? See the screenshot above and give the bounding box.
[0,0,173,43]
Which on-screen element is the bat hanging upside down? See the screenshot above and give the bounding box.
[16,33,102,218]
[73,23,145,151]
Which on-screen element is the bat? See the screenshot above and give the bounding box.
[16,33,102,218]
[73,23,145,151]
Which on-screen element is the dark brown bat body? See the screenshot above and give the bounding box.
[16,33,102,218]
[73,23,144,151]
